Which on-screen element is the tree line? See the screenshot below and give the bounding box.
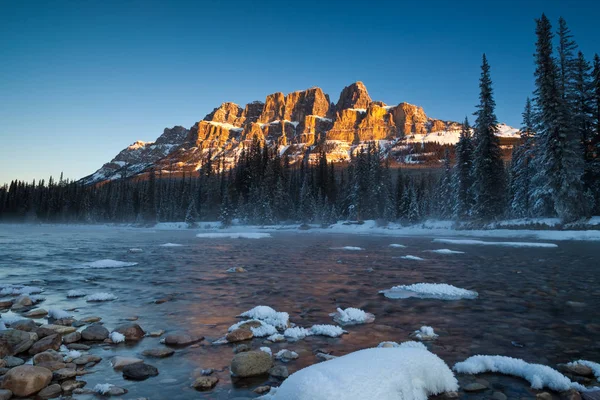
[0,15,598,226]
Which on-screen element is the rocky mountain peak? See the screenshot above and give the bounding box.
[335,81,372,111]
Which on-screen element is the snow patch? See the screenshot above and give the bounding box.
[380,283,478,300]
[330,307,375,326]
[65,350,82,359]
[567,360,600,380]
[228,319,278,337]
[0,285,43,295]
[413,326,438,340]
[400,255,425,261]
[433,239,558,248]
[260,347,272,357]
[389,244,406,248]
[67,289,86,298]
[81,259,138,268]
[93,383,115,395]
[110,331,125,343]
[239,306,290,330]
[159,243,183,247]
[310,324,346,337]
[86,292,117,302]
[425,249,465,254]
[331,246,364,251]
[48,309,72,319]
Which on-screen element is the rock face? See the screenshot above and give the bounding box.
[81,81,518,184]
[230,350,273,378]
[1,365,52,397]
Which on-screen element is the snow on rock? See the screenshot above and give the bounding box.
[330,307,375,326]
[425,249,465,254]
[0,285,43,295]
[400,255,425,261]
[86,292,118,302]
[567,360,600,380]
[389,244,406,248]
[259,347,458,400]
[260,347,273,357]
[310,324,346,337]
[159,243,183,247]
[81,259,138,269]
[0,320,6,330]
[380,283,478,300]
[93,383,115,395]
[196,232,271,239]
[331,246,364,251]
[267,333,285,342]
[65,350,82,359]
[228,319,278,337]
[110,331,126,343]
[48,308,72,319]
[454,355,585,392]
[377,341,427,350]
[284,327,312,340]
[0,314,27,325]
[128,248,143,253]
[276,349,299,361]
[413,326,438,341]
[67,289,86,298]
[30,295,45,303]
[239,306,290,329]
[433,239,558,248]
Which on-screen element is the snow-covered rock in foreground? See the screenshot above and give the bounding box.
[259,347,458,400]
[86,292,118,302]
[412,326,438,341]
[0,285,43,295]
[330,307,375,326]
[567,360,600,380]
[196,232,271,239]
[454,355,585,392]
[433,239,558,248]
[93,383,114,395]
[48,308,72,319]
[284,325,347,340]
[238,306,289,329]
[331,246,364,251]
[81,259,138,268]
[228,319,278,337]
[377,341,427,350]
[380,283,478,300]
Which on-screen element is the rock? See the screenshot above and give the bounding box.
[113,323,145,341]
[148,330,164,337]
[36,361,66,371]
[67,343,90,350]
[11,295,33,310]
[3,356,24,368]
[200,368,214,376]
[230,350,273,378]
[0,389,12,400]
[226,329,253,343]
[1,365,52,397]
[0,367,8,376]
[269,365,289,379]
[227,267,247,273]
[34,327,57,339]
[107,386,128,396]
[233,344,251,354]
[442,392,459,399]
[122,363,159,381]
[62,332,81,344]
[29,334,61,355]
[142,348,174,358]
[81,324,109,341]
[191,376,219,391]
[80,316,102,323]
[163,333,203,346]
[39,324,76,334]
[52,318,74,327]
[10,319,38,332]
[276,350,298,362]
[561,389,582,400]
[254,385,271,394]
[0,329,34,357]
[72,354,101,366]
[0,300,13,310]
[112,356,144,370]
[37,383,62,399]
[335,81,372,111]
[537,393,553,400]
[53,368,77,380]
[566,363,594,377]
[60,379,86,392]
[492,392,508,400]
[0,360,4,368]
[33,350,63,364]
[463,382,488,392]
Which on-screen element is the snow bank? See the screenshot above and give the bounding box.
[93,383,114,395]
[259,347,458,400]
[67,289,86,298]
[413,326,438,340]
[380,283,478,300]
[159,243,183,247]
[454,355,585,392]
[433,239,558,248]
[425,249,465,254]
[196,232,271,239]
[400,255,425,261]
[48,309,72,319]
[86,292,117,302]
[110,331,125,343]
[330,307,375,326]
[331,246,364,251]
[81,259,138,268]
[239,306,289,329]
[567,360,600,380]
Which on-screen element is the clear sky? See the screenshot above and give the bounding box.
[1,0,598,185]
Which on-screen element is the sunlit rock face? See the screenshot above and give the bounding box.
[82,81,518,184]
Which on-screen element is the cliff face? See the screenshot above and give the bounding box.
[82,81,519,184]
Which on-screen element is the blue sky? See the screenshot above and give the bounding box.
[1,0,598,185]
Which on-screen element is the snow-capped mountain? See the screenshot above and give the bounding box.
[81,82,520,184]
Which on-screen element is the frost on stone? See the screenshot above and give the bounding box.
[48,308,72,319]
[267,333,285,342]
[67,289,86,298]
[86,292,118,302]
[412,326,438,341]
[260,347,273,357]
[310,324,346,337]
[228,319,278,337]
[81,259,138,269]
[93,383,114,395]
[239,306,289,329]
[30,295,46,303]
[284,326,312,340]
[400,255,425,261]
[330,307,375,326]
[110,331,126,343]
[0,285,43,295]
[379,283,478,300]
[259,347,458,400]
[567,360,600,380]
[454,355,585,392]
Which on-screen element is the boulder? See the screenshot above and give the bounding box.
[163,333,203,347]
[52,368,77,380]
[113,323,145,341]
[29,334,61,355]
[0,329,34,357]
[111,356,143,370]
[37,383,62,399]
[33,349,63,364]
[122,363,159,381]
[230,350,273,378]
[1,365,52,397]
[81,324,109,341]
[226,328,253,343]
[141,347,174,358]
[191,376,219,391]
[10,319,38,332]
[62,331,81,344]
[39,324,76,334]
[269,365,289,380]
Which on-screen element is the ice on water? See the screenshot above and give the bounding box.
[380,283,478,300]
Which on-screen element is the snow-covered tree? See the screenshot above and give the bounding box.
[453,117,474,219]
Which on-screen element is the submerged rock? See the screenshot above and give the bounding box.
[37,383,62,399]
[122,363,159,380]
[163,333,203,346]
[230,351,273,378]
[142,348,174,358]
[191,376,219,391]
[113,323,145,341]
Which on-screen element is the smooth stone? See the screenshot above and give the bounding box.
[254,385,271,394]
[10,319,38,332]
[0,329,34,357]
[0,389,12,400]
[226,328,253,343]
[37,383,62,399]
[33,350,63,364]
[0,300,13,309]
[36,361,67,371]
[40,324,76,334]
[463,383,488,392]
[3,356,25,367]
[566,363,594,377]
[11,295,33,308]
[1,365,52,397]
[80,317,101,323]
[24,308,48,318]
[561,389,582,400]
[111,356,144,370]
[34,327,57,339]
[233,344,251,354]
[52,318,74,327]
[537,393,553,400]
[122,363,159,381]
[107,386,128,396]
[191,376,219,391]
[492,392,508,400]
[67,343,90,350]
[28,334,61,355]
[113,323,145,341]
[230,351,273,378]
[53,368,77,380]
[81,324,109,341]
[148,330,164,337]
[163,333,203,347]
[62,332,81,344]
[142,348,174,358]
[61,379,86,392]
[72,354,101,365]
[269,365,289,379]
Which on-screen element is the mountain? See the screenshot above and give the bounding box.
[81,82,519,184]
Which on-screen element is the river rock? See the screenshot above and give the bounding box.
[463,382,488,392]
[107,386,128,395]
[3,356,24,367]
[33,350,63,364]
[10,319,38,332]
[61,379,86,392]
[142,348,174,358]
[0,389,12,400]
[492,392,508,400]
[0,329,34,357]
[0,360,4,368]
[269,365,289,379]
[52,318,74,327]
[29,334,61,355]
[163,333,203,346]
[53,368,77,380]
[36,361,66,371]
[34,327,58,339]
[566,363,594,377]
[72,354,101,366]
[122,363,159,381]
[81,324,109,341]
[67,343,90,350]
[1,365,52,397]
[537,393,553,400]
[191,376,219,391]
[148,330,164,337]
[37,383,62,399]
[62,331,81,344]
[112,356,144,370]
[0,300,12,310]
[226,329,253,343]
[11,295,33,310]
[254,385,271,394]
[113,323,145,341]
[233,344,251,354]
[39,324,76,334]
[230,350,273,378]
[80,316,102,323]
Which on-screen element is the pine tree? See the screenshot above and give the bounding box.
[437,149,453,219]
[509,99,535,217]
[185,199,199,228]
[453,117,474,219]
[219,193,233,228]
[471,54,506,220]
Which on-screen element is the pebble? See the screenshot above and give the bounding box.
[269,365,289,379]
[254,385,271,394]
[142,348,175,358]
[191,376,219,391]
[492,392,508,400]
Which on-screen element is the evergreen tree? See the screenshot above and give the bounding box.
[471,54,506,220]
[453,117,474,219]
[185,199,199,228]
[509,99,535,217]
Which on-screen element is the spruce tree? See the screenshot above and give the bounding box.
[509,99,534,217]
[471,54,505,220]
[453,117,474,219]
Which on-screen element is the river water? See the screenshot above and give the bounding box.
[1,224,599,399]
